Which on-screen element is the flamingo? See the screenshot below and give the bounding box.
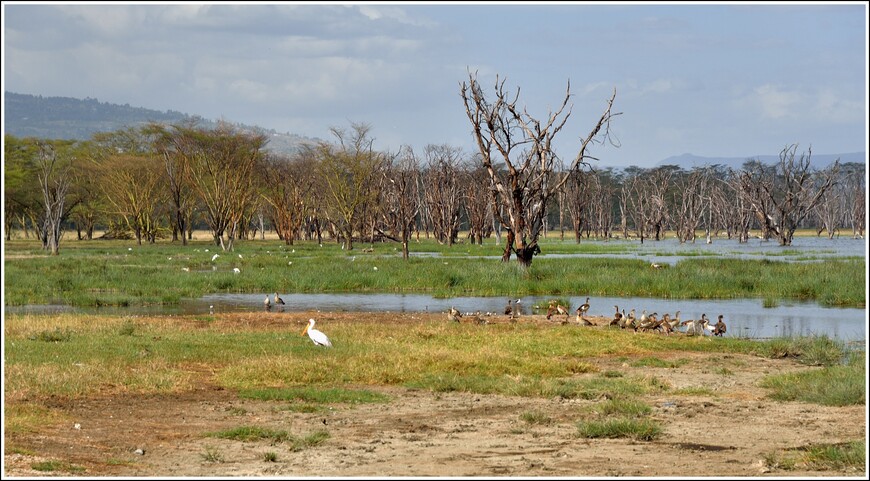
[302,319,332,347]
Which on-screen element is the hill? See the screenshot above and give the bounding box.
[2,91,319,155]
[655,151,864,170]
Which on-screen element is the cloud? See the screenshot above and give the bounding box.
[751,84,803,119]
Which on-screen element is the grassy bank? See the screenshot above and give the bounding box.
[4,312,863,402]
[3,236,865,307]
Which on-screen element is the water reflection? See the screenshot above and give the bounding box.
[7,293,865,345]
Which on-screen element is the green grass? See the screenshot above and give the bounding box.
[520,410,552,425]
[629,357,686,368]
[592,399,653,417]
[759,354,866,406]
[208,426,291,443]
[764,440,865,471]
[30,460,86,473]
[576,417,663,441]
[3,237,864,307]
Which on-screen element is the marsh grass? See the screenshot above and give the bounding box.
[28,327,72,342]
[3,238,863,307]
[764,440,865,471]
[263,451,278,462]
[757,336,849,366]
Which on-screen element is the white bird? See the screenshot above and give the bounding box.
[264,295,272,309]
[212,254,220,261]
[273,292,286,305]
[302,319,332,347]
[233,267,240,274]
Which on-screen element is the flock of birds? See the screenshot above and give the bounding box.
[448,296,728,337]
[268,293,728,350]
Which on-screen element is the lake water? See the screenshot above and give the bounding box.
[7,293,866,347]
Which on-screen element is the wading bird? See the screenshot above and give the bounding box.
[302,318,332,347]
[273,292,286,306]
[264,295,272,309]
[448,306,463,323]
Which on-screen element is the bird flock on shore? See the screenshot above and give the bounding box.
[447,297,727,337]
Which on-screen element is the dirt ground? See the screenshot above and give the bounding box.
[3,311,867,478]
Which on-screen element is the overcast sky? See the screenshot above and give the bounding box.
[2,1,867,167]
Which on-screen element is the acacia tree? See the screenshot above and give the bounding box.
[460,71,618,266]
[260,151,313,245]
[145,121,200,245]
[741,144,840,246]
[182,123,266,251]
[316,122,385,251]
[100,154,165,244]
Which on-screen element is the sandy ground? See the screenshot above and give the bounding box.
[3,311,867,478]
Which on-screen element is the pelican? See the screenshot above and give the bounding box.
[302,319,332,347]
[273,293,286,305]
[447,306,463,323]
[712,314,727,337]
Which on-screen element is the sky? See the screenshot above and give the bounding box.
[2,1,867,167]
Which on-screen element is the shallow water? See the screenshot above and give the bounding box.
[8,293,866,346]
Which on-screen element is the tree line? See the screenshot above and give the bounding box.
[4,74,863,266]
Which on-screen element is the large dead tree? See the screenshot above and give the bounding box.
[740,144,840,246]
[460,72,618,266]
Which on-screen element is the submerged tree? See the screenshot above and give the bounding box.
[460,71,619,266]
[740,144,840,246]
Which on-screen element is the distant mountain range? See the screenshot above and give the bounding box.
[3,92,320,156]
[4,91,864,167]
[655,151,864,170]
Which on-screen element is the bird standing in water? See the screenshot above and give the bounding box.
[302,319,332,347]
[273,292,286,306]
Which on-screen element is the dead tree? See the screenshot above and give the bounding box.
[740,144,840,246]
[460,71,618,266]
[672,168,709,243]
[382,146,421,259]
[35,141,74,255]
[422,144,464,246]
[463,162,492,245]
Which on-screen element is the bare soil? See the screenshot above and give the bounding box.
[4,311,866,478]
